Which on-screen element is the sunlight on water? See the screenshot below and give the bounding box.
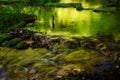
[55,8,101,36]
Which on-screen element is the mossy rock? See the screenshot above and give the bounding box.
[63,40,79,49]
[0,34,12,45]
[2,38,22,47]
[15,42,29,50]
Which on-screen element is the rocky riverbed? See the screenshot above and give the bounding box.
[0,28,120,80]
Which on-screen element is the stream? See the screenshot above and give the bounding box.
[0,0,120,80]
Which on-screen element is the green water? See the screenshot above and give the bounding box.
[1,0,119,36]
[21,0,120,37]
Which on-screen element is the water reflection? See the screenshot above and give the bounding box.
[23,2,120,36]
[55,8,100,36]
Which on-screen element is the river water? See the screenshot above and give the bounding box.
[21,0,120,37]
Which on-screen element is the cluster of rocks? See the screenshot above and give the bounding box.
[0,29,120,80]
[6,28,79,54]
[0,28,120,56]
[54,54,120,80]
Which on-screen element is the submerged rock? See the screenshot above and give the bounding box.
[0,68,4,77]
[95,60,113,74]
[0,77,9,80]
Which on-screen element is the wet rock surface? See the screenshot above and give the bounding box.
[0,29,120,80]
[0,28,120,56]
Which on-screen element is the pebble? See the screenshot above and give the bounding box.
[29,69,36,74]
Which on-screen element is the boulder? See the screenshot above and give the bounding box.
[0,34,12,45]
[2,38,22,47]
[63,40,79,49]
[15,42,29,50]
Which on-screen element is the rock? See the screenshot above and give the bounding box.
[72,37,81,47]
[63,40,79,49]
[15,42,29,50]
[8,29,35,40]
[40,59,56,65]
[2,38,22,47]
[49,38,62,44]
[95,60,112,74]
[81,41,96,49]
[31,42,40,48]
[0,34,12,45]
[0,77,8,80]
[0,68,4,77]
[29,69,36,74]
[31,78,38,80]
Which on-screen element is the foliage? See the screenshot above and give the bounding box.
[0,12,24,32]
[0,3,36,32]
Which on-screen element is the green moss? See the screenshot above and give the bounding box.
[2,38,22,47]
[0,34,12,45]
[15,42,29,50]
